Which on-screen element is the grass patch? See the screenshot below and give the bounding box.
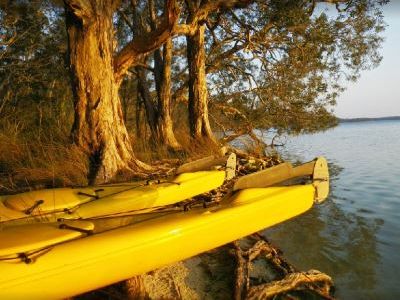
[0,133,88,193]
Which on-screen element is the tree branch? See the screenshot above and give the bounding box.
[113,0,179,83]
[118,8,135,32]
[178,0,252,37]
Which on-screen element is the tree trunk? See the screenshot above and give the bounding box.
[147,0,181,151]
[65,4,147,184]
[186,23,217,143]
[139,45,182,151]
[136,66,159,141]
[155,38,182,151]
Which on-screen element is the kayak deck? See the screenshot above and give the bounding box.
[0,220,94,258]
[0,170,226,223]
[73,170,226,218]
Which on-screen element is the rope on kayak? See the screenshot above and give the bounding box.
[0,247,53,264]
[82,205,183,219]
[24,199,44,215]
[146,179,180,186]
[81,197,221,220]
[18,253,33,264]
[59,223,93,235]
[78,191,100,199]
[76,180,165,203]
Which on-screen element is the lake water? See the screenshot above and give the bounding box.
[263,120,400,299]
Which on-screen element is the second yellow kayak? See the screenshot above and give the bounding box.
[0,170,226,224]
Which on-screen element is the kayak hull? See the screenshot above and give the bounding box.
[0,185,314,299]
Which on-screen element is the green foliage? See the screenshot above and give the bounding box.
[206,0,386,136]
[0,1,80,191]
[0,0,73,142]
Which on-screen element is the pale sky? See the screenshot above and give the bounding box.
[334,2,400,118]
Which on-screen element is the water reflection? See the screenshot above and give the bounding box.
[263,161,383,299]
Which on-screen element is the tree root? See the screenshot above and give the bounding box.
[233,241,249,300]
[246,270,334,300]
[232,234,334,300]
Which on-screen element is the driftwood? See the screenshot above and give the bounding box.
[233,241,249,300]
[232,234,334,300]
[246,270,334,300]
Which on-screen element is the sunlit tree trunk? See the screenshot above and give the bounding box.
[65,4,147,184]
[186,23,217,143]
[147,0,181,150]
[137,41,182,151]
[155,38,182,150]
[64,0,178,183]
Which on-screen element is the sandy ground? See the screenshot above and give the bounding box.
[142,246,236,299]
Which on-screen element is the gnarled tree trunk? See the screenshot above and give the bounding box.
[186,23,217,143]
[64,0,178,183]
[65,2,148,184]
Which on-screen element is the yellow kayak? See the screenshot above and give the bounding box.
[0,157,329,299]
[0,159,329,299]
[0,185,318,299]
[0,170,226,224]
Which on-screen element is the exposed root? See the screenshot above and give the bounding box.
[233,241,249,300]
[246,270,334,300]
[231,234,334,300]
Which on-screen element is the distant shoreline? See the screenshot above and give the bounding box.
[338,116,400,123]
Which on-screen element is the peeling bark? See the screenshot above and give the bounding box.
[64,0,181,183]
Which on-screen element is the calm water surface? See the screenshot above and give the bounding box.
[263,120,400,299]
